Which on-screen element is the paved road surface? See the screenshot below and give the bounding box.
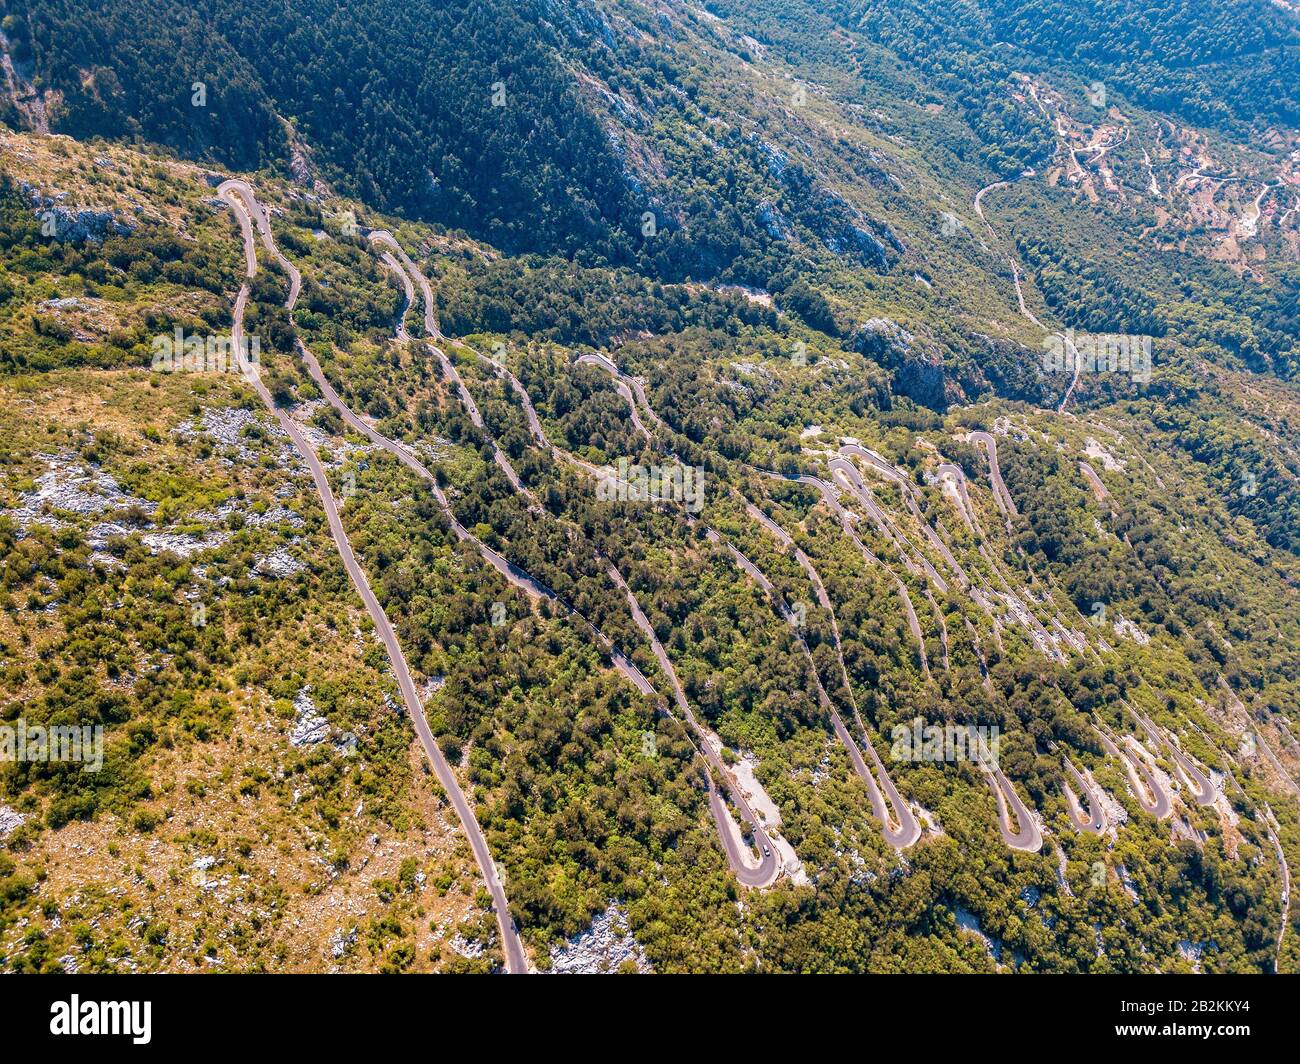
[367,231,531,497]
[222,180,301,306]
[575,354,654,440]
[828,454,949,594]
[752,467,930,677]
[1078,461,1114,511]
[740,502,920,847]
[219,182,529,973]
[936,462,979,537]
[572,355,924,848]
[368,231,439,338]
[1129,707,1216,807]
[566,353,924,854]
[1096,724,1172,820]
[606,565,779,886]
[967,432,1018,520]
[1062,756,1107,833]
[709,525,922,849]
[982,763,1044,852]
[360,255,780,886]
[972,180,1087,411]
[1263,804,1292,973]
[742,468,1055,851]
[376,250,414,340]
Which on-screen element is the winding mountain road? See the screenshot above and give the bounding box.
[219,181,528,973]
[1263,804,1292,974]
[936,462,979,537]
[376,250,415,340]
[574,354,921,848]
[967,432,1018,521]
[973,179,1083,410]
[1096,724,1172,820]
[360,248,778,887]
[1062,756,1107,833]
[752,467,930,677]
[1129,707,1216,807]
[982,763,1044,852]
[604,564,777,885]
[575,353,654,440]
[707,528,922,849]
[828,454,949,595]
[1078,460,1113,510]
[741,502,921,848]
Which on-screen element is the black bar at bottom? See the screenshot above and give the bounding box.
[3,971,1290,1052]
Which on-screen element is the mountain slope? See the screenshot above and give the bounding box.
[2,0,1300,976]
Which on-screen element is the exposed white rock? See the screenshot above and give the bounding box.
[254,549,305,578]
[141,531,232,558]
[1084,436,1127,471]
[289,688,330,748]
[0,806,27,836]
[548,904,651,974]
[86,521,136,548]
[247,504,304,529]
[1112,615,1151,645]
[7,454,155,534]
[953,904,1002,962]
[449,933,485,959]
[330,926,358,960]
[176,407,285,462]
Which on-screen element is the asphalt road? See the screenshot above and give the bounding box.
[1062,756,1107,833]
[1078,460,1112,507]
[1263,804,1291,973]
[982,764,1044,852]
[367,231,530,496]
[1096,725,1173,820]
[935,462,979,536]
[368,230,439,337]
[222,180,301,306]
[967,431,1018,520]
[1129,707,1217,807]
[737,505,920,849]
[754,467,930,676]
[575,353,653,439]
[360,247,781,887]
[837,444,971,588]
[220,182,529,974]
[606,564,779,886]
[710,530,923,849]
[577,358,926,850]
[376,250,414,340]
[828,454,949,594]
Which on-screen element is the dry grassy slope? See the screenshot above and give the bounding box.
[6,119,1300,971]
[0,368,493,972]
[0,128,501,972]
